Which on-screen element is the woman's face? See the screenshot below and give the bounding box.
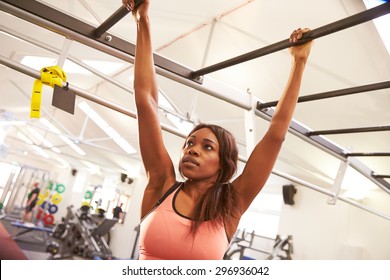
[180,128,220,182]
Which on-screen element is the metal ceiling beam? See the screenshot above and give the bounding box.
[191,1,390,78]
[307,125,390,136]
[258,80,390,110]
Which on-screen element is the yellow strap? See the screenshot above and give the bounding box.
[30,66,67,118]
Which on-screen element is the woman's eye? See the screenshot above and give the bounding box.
[186,141,194,147]
[204,145,213,151]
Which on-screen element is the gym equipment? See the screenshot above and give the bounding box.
[11,220,54,245]
[224,229,294,260]
[266,235,294,260]
[224,229,273,260]
[47,205,117,260]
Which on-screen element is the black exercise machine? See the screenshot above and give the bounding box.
[47,205,117,260]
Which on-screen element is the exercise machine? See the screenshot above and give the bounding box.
[47,205,117,260]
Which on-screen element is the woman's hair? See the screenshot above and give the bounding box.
[180,123,240,235]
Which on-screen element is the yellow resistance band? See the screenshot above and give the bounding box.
[30,66,67,118]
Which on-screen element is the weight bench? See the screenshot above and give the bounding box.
[11,221,54,244]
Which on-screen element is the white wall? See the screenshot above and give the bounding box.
[109,175,146,259]
[278,186,390,259]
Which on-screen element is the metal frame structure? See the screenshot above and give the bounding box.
[0,0,389,220]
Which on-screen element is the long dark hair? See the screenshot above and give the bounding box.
[180,123,240,234]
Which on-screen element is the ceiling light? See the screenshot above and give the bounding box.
[20,56,90,74]
[363,0,390,55]
[166,113,194,135]
[78,101,137,154]
[16,132,33,145]
[82,59,124,75]
[24,126,62,154]
[40,118,86,156]
[0,120,26,126]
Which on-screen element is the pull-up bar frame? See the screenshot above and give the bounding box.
[0,1,389,206]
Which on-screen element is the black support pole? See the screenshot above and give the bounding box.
[94,0,144,38]
[94,6,129,38]
[191,1,390,78]
[345,152,390,157]
[257,80,390,110]
[372,174,390,179]
[307,125,390,136]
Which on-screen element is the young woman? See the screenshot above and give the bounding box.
[123,0,314,260]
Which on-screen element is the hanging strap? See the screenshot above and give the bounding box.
[30,66,67,118]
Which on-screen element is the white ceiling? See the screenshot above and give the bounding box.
[0,0,389,207]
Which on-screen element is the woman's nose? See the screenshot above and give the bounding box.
[188,146,199,156]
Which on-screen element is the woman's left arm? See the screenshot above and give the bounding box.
[233,28,314,212]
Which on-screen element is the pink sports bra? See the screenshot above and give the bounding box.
[139,182,229,260]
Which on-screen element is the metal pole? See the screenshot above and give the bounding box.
[373,174,390,179]
[94,6,129,38]
[0,55,186,139]
[191,2,390,78]
[307,125,390,136]
[94,1,147,38]
[345,152,390,157]
[258,81,390,110]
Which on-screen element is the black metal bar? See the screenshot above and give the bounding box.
[191,2,390,78]
[345,153,390,157]
[258,81,390,110]
[372,174,390,179]
[307,125,390,136]
[94,6,130,38]
[94,0,144,38]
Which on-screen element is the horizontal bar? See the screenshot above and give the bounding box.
[307,125,390,136]
[345,152,390,157]
[0,55,187,140]
[372,174,390,179]
[258,80,390,110]
[191,1,390,78]
[94,1,144,38]
[94,6,130,38]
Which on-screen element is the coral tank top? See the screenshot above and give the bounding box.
[139,183,229,260]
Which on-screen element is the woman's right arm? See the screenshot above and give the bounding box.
[126,0,176,216]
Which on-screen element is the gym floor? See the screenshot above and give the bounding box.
[0,218,53,260]
[0,218,89,260]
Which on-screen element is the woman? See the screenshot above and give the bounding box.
[123,0,313,259]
